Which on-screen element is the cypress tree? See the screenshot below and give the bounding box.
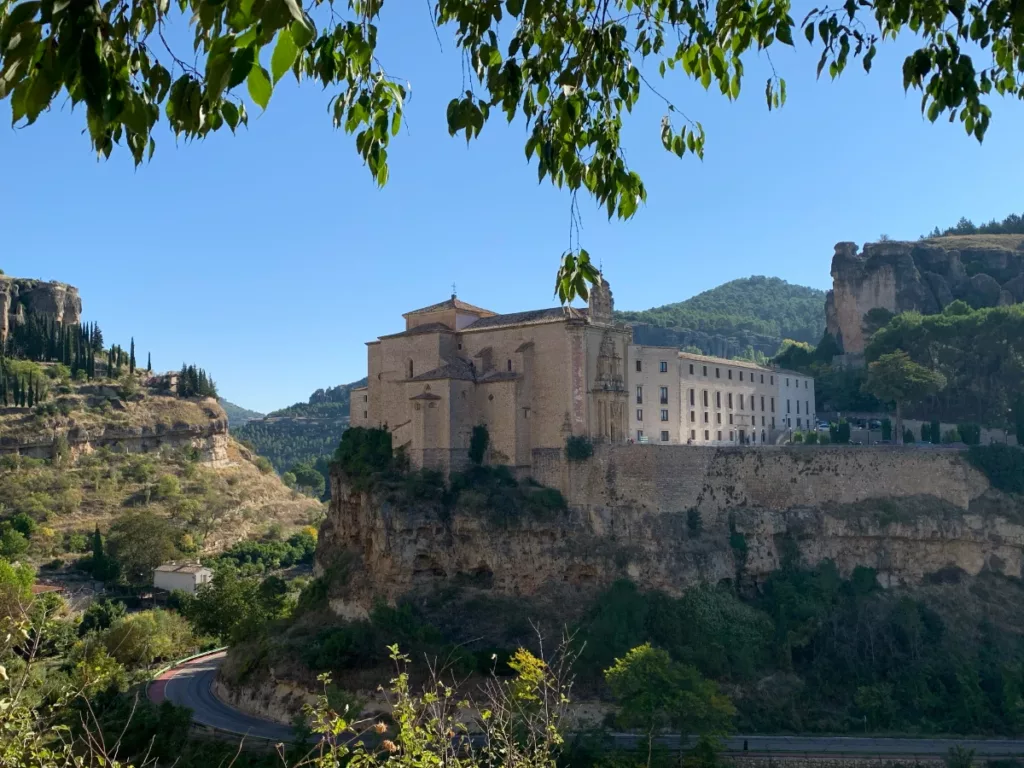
[147,352,151,373]
[129,337,135,374]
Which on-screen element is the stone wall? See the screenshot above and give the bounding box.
[318,444,1023,616]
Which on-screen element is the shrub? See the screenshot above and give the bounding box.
[79,598,127,636]
[805,431,819,445]
[9,512,36,538]
[687,508,702,537]
[154,474,181,499]
[791,432,804,444]
[66,532,89,553]
[254,456,273,474]
[102,609,195,667]
[819,434,831,445]
[930,419,941,443]
[565,435,594,461]
[0,525,29,558]
[958,423,982,445]
[881,418,892,441]
[334,427,393,485]
[829,420,851,444]
[942,428,961,444]
[903,428,916,444]
[967,444,1024,493]
[469,425,490,466]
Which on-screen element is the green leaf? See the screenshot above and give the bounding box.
[247,65,271,110]
[291,18,314,48]
[271,28,298,84]
[777,23,794,46]
[222,101,239,131]
[228,46,255,89]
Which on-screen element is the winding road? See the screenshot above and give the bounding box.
[151,654,1024,756]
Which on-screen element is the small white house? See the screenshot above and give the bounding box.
[153,562,212,595]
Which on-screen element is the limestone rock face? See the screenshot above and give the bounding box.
[316,445,1024,617]
[0,276,82,342]
[826,235,1024,353]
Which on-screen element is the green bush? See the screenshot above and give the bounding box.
[333,427,393,486]
[804,431,819,445]
[469,425,489,465]
[903,428,916,444]
[967,444,1024,493]
[791,432,804,444]
[881,418,892,441]
[958,423,982,445]
[829,420,850,444]
[254,456,273,474]
[942,428,961,444]
[565,435,595,461]
[102,609,196,667]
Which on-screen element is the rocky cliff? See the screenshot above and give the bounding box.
[316,445,1023,617]
[825,235,1024,353]
[0,276,82,343]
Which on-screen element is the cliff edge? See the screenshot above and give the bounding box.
[0,275,82,343]
[825,235,1024,353]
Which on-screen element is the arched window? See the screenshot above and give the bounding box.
[408,359,414,378]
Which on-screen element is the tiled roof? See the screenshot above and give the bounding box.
[478,371,519,383]
[403,296,496,318]
[410,357,477,382]
[379,322,454,339]
[677,350,772,372]
[463,306,586,330]
[155,562,210,574]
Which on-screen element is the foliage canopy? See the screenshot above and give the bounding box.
[2,0,1020,298]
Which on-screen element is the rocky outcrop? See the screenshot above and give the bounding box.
[316,445,1024,616]
[825,235,1024,353]
[0,276,82,342]
[0,415,230,466]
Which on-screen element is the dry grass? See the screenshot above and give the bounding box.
[919,234,1024,250]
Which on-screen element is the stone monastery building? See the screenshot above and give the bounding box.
[350,279,815,473]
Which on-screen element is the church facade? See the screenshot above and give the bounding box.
[348,280,630,474]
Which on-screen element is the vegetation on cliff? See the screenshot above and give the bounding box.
[617,277,827,347]
[924,210,1024,239]
[866,302,1024,426]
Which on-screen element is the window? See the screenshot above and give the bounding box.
[728,393,733,408]
[796,401,800,414]
[363,410,367,419]
[661,430,669,442]
[690,410,695,422]
[704,412,709,423]
[637,430,644,441]
[739,371,744,382]
[716,367,720,378]
[660,386,669,404]
[786,377,790,387]
[636,359,642,372]
[689,364,694,374]
[760,396,765,411]
[761,416,765,426]
[690,429,696,440]
[806,400,810,415]
[716,413,721,424]
[729,431,734,441]
[716,391,721,408]
[771,397,775,412]
[728,370,733,380]
[805,380,809,389]
[717,430,722,441]
[507,359,512,371]
[729,414,734,425]
[703,391,709,407]
[408,359,414,378]
[689,389,695,406]
[703,365,707,376]
[636,385,643,404]
[760,374,764,383]
[739,394,745,410]
[770,375,774,385]
[787,399,791,413]
[660,361,668,373]
[661,409,669,422]
[704,430,709,440]
[636,408,643,421]
[458,343,462,349]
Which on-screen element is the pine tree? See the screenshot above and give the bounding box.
[147,352,151,373]
[129,337,136,374]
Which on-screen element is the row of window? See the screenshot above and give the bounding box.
[785,400,812,414]
[785,377,810,389]
[686,362,773,384]
[636,430,672,442]
[689,389,774,413]
[636,361,671,373]
[635,385,669,405]
[636,409,670,422]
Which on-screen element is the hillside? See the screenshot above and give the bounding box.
[234,378,367,473]
[0,369,320,569]
[616,276,827,357]
[219,399,264,427]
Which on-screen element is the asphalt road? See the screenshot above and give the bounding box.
[156,655,1024,756]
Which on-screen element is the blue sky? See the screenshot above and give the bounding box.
[2,9,1022,413]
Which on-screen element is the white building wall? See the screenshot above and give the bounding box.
[627,346,682,443]
[777,371,817,432]
[153,569,211,595]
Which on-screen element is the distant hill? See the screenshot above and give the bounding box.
[219,399,264,428]
[234,378,367,473]
[616,276,827,358]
